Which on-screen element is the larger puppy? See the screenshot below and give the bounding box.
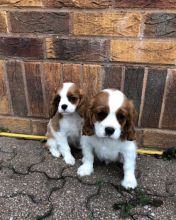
[46,82,83,165]
[77,89,137,189]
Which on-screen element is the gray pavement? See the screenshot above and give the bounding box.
[0,137,175,220]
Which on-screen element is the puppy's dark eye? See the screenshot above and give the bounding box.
[96,111,108,121]
[68,95,78,103]
[53,95,60,105]
[117,113,126,121]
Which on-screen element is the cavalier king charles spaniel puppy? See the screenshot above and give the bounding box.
[77,89,137,189]
[46,82,84,165]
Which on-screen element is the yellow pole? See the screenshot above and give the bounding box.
[0,132,163,155]
[0,132,47,140]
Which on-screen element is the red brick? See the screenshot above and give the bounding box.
[6,61,28,116]
[43,0,112,8]
[141,68,167,128]
[136,128,143,147]
[0,37,44,59]
[31,119,48,135]
[46,38,109,62]
[114,0,176,9]
[0,116,31,134]
[73,12,141,37]
[0,60,9,114]
[0,11,7,32]
[0,0,42,7]
[42,62,62,116]
[161,69,176,129]
[63,64,81,85]
[82,65,102,97]
[24,62,46,117]
[143,129,176,148]
[111,39,176,65]
[102,65,122,90]
[144,13,176,38]
[10,12,69,34]
[124,67,144,114]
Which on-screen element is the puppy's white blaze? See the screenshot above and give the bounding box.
[58,82,74,96]
[58,82,76,113]
[104,89,125,113]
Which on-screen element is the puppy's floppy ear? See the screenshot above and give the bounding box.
[121,100,137,141]
[82,97,95,136]
[76,89,84,117]
[49,94,60,118]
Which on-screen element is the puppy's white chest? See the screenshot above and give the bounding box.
[93,138,120,162]
[60,113,82,137]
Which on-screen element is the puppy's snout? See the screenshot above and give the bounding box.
[61,104,68,110]
[105,127,115,136]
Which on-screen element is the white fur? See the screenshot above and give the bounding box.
[77,89,137,189]
[46,83,83,165]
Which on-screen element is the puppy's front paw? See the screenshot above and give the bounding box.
[49,148,61,158]
[64,155,75,165]
[121,177,137,189]
[77,164,93,176]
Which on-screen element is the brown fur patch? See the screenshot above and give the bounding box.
[118,97,137,141]
[67,83,86,118]
[82,91,109,136]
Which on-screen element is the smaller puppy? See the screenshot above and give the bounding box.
[77,89,137,189]
[46,82,83,165]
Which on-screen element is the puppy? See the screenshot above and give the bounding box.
[46,82,84,165]
[77,89,137,189]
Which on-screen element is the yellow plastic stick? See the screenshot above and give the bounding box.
[137,149,163,155]
[0,132,47,140]
[0,132,163,155]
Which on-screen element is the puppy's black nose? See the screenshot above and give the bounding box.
[105,127,115,136]
[61,104,68,110]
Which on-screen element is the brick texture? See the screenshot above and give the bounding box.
[63,64,81,85]
[102,65,122,90]
[0,0,42,7]
[46,38,109,61]
[141,68,167,128]
[0,0,175,146]
[111,40,176,64]
[73,12,141,37]
[0,116,31,134]
[114,0,176,9]
[42,62,62,116]
[10,12,69,34]
[43,0,112,8]
[0,38,44,59]
[24,62,46,117]
[31,119,48,135]
[144,13,176,38]
[143,129,176,148]
[124,67,144,114]
[6,61,28,116]
[0,60,9,114]
[161,69,176,129]
[82,65,102,97]
[0,11,7,32]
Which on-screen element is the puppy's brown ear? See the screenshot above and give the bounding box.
[121,100,137,141]
[49,94,60,118]
[76,89,84,117]
[82,97,95,136]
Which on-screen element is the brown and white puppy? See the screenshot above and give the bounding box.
[77,89,137,189]
[46,82,84,165]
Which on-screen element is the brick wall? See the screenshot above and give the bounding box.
[0,0,176,148]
